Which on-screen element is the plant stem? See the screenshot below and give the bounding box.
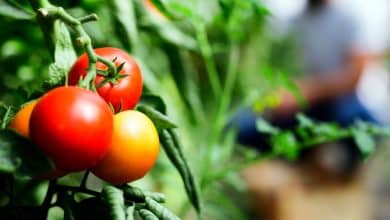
[194,22,222,99]
[80,171,90,188]
[34,4,117,90]
[42,180,56,208]
[56,185,100,197]
[208,44,240,146]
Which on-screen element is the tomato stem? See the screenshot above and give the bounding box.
[78,13,99,24]
[36,5,117,90]
[80,171,90,188]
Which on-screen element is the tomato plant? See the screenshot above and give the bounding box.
[92,110,159,184]
[68,47,143,112]
[29,86,113,172]
[0,0,388,220]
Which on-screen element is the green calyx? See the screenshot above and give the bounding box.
[95,59,128,89]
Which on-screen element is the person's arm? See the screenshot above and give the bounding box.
[271,50,367,118]
[299,50,366,104]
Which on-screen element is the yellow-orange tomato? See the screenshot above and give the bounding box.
[9,100,37,138]
[92,110,159,184]
[9,100,67,179]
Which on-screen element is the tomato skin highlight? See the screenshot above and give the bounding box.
[92,110,159,184]
[68,47,143,113]
[29,86,114,172]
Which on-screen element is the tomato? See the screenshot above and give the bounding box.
[68,47,143,113]
[9,100,67,179]
[9,100,37,138]
[92,110,159,184]
[29,86,114,172]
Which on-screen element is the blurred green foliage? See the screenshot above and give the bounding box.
[0,0,307,219]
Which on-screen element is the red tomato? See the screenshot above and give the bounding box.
[68,47,143,113]
[29,86,113,172]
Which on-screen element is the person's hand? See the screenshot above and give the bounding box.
[269,90,300,120]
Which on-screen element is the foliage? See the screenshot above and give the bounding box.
[0,0,389,220]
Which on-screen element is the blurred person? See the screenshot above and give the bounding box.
[234,1,379,219]
[234,0,377,179]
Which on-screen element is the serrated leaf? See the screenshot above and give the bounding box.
[352,129,375,158]
[136,105,177,130]
[45,21,76,88]
[0,130,53,177]
[0,1,33,20]
[53,21,76,71]
[102,186,126,220]
[256,118,279,134]
[145,197,180,220]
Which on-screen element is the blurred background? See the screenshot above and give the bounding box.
[0,0,389,219]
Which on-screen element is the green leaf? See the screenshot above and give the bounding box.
[256,118,279,134]
[126,204,135,220]
[109,0,138,51]
[45,21,76,88]
[0,130,53,177]
[352,129,375,158]
[122,185,165,203]
[145,197,181,220]
[271,132,299,161]
[296,113,314,128]
[138,209,159,220]
[0,1,33,20]
[136,105,177,130]
[159,129,200,213]
[102,186,126,220]
[139,94,167,114]
[313,123,341,138]
[53,21,76,71]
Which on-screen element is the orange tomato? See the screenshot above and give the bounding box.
[9,100,37,138]
[9,99,67,179]
[92,110,159,184]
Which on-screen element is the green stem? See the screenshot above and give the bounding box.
[208,44,240,146]
[42,180,56,208]
[80,171,90,188]
[200,44,240,186]
[56,185,100,197]
[78,13,99,23]
[34,4,117,90]
[194,22,222,99]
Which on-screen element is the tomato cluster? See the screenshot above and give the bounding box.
[9,48,159,184]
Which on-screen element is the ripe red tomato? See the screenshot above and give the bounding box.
[68,47,143,113]
[29,86,113,172]
[92,110,159,184]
